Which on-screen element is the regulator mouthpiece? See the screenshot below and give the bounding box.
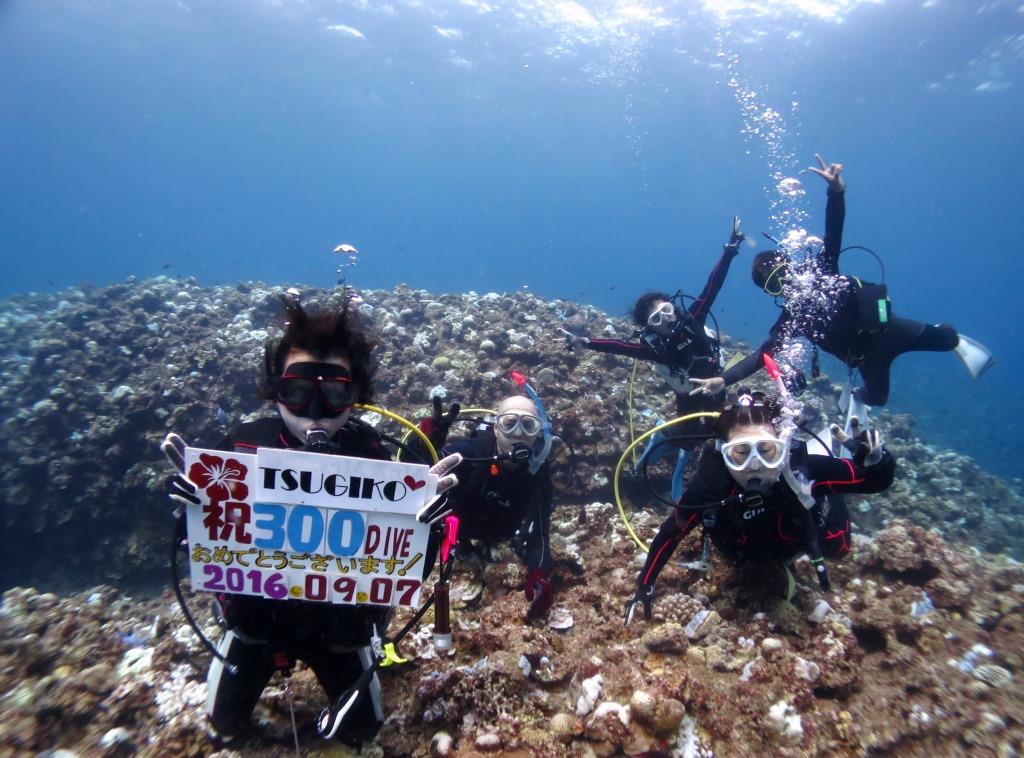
[305,428,330,452]
[509,443,532,462]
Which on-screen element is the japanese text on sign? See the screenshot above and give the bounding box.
[181,446,437,607]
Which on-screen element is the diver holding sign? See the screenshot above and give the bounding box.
[165,296,460,746]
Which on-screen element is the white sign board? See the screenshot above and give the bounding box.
[181,446,437,607]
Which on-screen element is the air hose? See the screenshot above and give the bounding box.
[613,411,721,551]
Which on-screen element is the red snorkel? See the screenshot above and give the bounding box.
[762,353,789,399]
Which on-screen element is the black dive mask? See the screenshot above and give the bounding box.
[275,362,355,420]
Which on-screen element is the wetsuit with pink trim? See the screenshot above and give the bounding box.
[636,440,895,590]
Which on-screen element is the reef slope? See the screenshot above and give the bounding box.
[0,278,1020,591]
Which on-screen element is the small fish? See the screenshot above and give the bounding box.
[396,245,407,251]
[162,263,173,270]
[216,405,228,425]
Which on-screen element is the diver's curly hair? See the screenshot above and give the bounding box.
[260,296,377,405]
[712,388,784,438]
[632,291,674,327]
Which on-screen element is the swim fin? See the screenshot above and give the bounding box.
[954,334,996,380]
[805,425,835,458]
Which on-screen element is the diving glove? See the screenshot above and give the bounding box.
[160,432,207,511]
[830,421,884,467]
[558,328,589,352]
[167,474,203,509]
[623,585,654,626]
[415,453,463,524]
[726,215,745,251]
[420,396,461,449]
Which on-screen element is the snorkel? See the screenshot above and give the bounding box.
[511,371,552,475]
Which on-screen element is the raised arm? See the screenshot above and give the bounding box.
[807,154,846,274]
[690,311,788,396]
[561,328,658,361]
[807,438,896,497]
[689,216,745,325]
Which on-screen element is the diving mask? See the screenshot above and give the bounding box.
[275,362,355,419]
[647,301,675,327]
[495,412,542,437]
[763,262,788,296]
[720,436,788,472]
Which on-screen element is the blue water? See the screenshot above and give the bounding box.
[1,0,1022,479]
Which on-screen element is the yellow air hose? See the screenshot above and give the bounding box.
[613,411,720,552]
[354,404,440,464]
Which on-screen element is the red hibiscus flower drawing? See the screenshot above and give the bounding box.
[188,453,249,503]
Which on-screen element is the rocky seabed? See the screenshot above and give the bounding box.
[0,278,1021,756]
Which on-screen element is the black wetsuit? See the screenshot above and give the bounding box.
[724,188,958,406]
[441,430,553,572]
[206,417,391,743]
[582,244,738,440]
[637,441,895,589]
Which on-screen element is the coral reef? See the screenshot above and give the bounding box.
[1,279,1023,754]
[2,515,1022,756]
[1,279,1021,590]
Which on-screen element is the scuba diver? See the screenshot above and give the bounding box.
[624,388,895,625]
[691,156,995,429]
[166,296,459,744]
[561,217,745,499]
[436,389,557,622]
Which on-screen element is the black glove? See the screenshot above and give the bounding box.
[167,474,202,508]
[558,328,588,352]
[726,215,745,251]
[420,396,460,449]
[830,420,884,466]
[624,585,654,626]
[853,425,884,466]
